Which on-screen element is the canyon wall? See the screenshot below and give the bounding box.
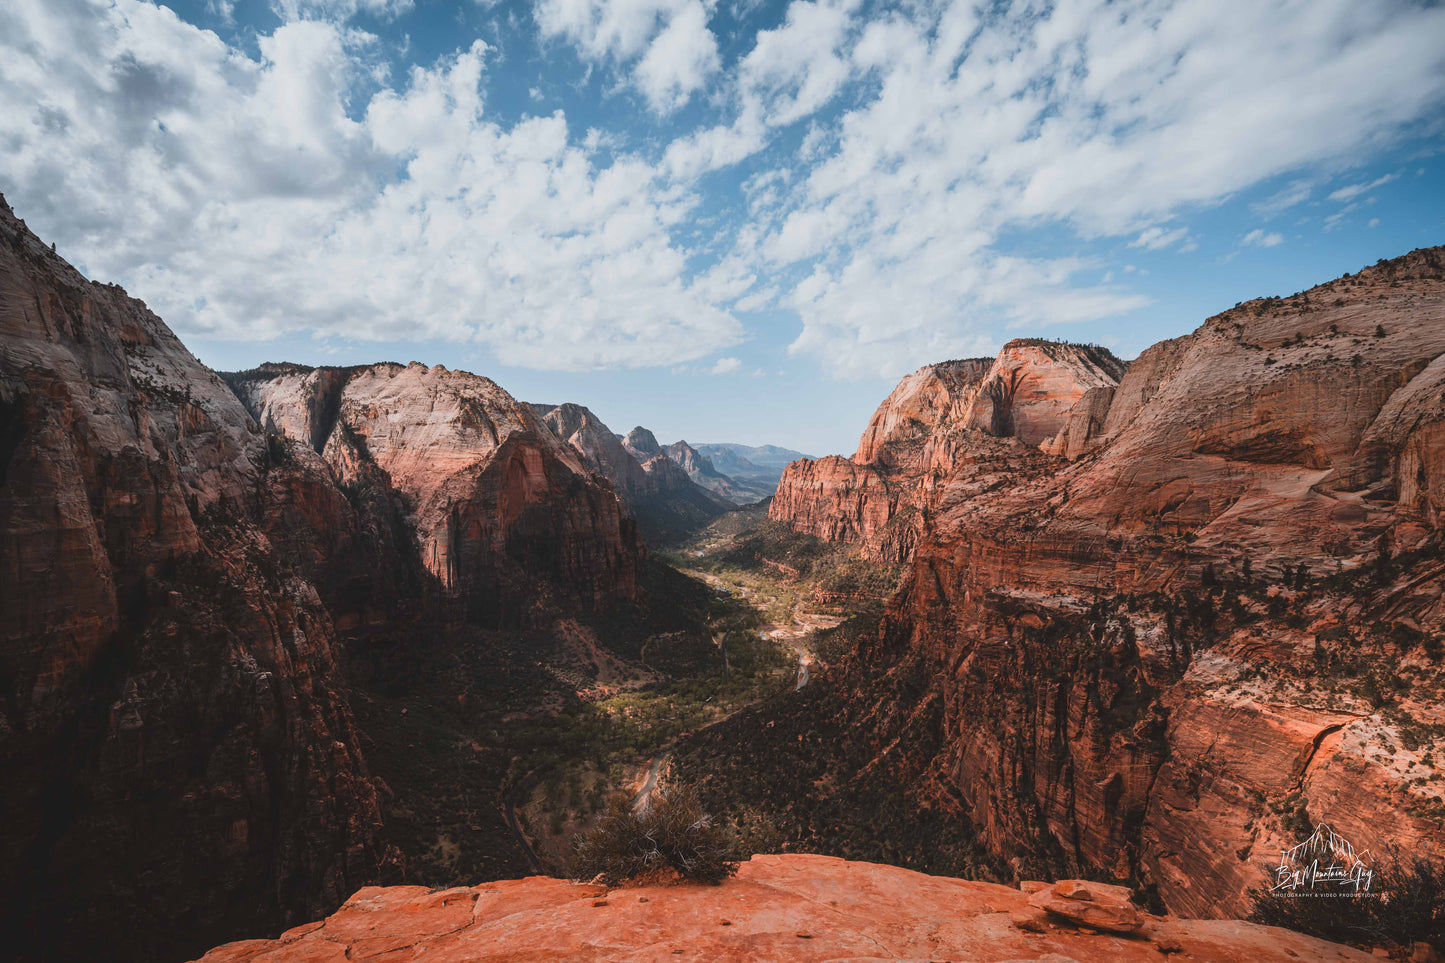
[0,195,681,960]
[745,249,1445,918]
[771,341,1125,561]
[0,197,391,961]
[228,364,642,623]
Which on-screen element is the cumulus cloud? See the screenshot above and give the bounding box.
[3,0,1445,381]
[0,0,741,369]
[709,356,741,373]
[1240,229,1285,248]
[710,0,1445,375]
[534,0,718,113]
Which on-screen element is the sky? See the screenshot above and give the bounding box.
[2,0,1444,456]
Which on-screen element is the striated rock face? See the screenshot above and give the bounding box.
[533,404,730,541]
[0,196,390,962]
[228,364,640,619]
[736,247,1445,921]
[193,854,1372,963]
[772,341,1125,561]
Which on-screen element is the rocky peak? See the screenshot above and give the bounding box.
[531,404,730,541]
[535,402,647,496]
[853,357,992,467]
[664,439,713,476]
[227,362,638,608]
[623,426,662,459]
[967,339,1127,447]
[774,338,1128,561]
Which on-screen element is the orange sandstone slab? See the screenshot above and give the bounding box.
[194,854,1375,963]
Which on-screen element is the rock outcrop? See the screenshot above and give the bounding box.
[706,248,1445,922]
[0,194,705,962]
[0,195,391,962]
[193,854,1375,963]
[771,341,1126,561]
[533,404,730,541]
[227,365,641,620]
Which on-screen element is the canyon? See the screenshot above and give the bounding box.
[0,195,722,962]
[4,175,1444,963]
[702,246,1445,921]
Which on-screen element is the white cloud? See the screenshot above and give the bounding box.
[709,356,741,373]
[1368,218,1380,228]
[534,0,718,112]
[270,0,414,22]
[713,0,1445,375]
[1129,226,1191,251]
[1240,229,1284,248]
[5,0,1445,383]
[1327,172,1399,202]
[1251,178,1313,218]
[0,0,742,369]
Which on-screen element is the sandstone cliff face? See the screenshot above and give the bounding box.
[228,364,640,620]
[193,854,1372,963]
[771,341,1125,562]
[873,250,1445,917]
[0,196,389,962]
[734,248,1445,921]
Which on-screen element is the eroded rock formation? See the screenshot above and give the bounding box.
[227,364,641,620]
[0,196,689,962]
[533,404,730,541]
[717,248,1445,920]
[193,854,1373,963]
[771,340,1126,561]
[0,196,391,962]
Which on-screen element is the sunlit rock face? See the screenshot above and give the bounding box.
[230,362,642,618]
[532,403,731,541]
[193,854,1377,963]
[771,340,1126,562]
[0,194,391,962]
[768,248,1445,917]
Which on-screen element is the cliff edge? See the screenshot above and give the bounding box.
[194,854,1375,963]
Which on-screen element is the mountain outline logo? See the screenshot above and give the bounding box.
[1271,822,1376,898]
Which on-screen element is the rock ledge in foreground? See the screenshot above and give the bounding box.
[195,854,1375,962]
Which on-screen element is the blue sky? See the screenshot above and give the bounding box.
[2,0,1444,455]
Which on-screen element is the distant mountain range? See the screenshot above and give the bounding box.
[686,443,813,504]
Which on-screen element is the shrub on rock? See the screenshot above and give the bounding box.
[572,788,740,886]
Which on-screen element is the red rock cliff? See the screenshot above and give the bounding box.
[229,364,641,620]
[0,196,390,962]
[771,341,1125,561]
[841,249,1445,918]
